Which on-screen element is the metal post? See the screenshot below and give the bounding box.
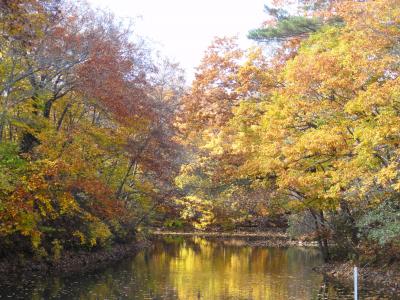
[354,266,358,300]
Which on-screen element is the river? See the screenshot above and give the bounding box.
[0,236,394,299]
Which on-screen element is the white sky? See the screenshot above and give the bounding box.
[87,0,267,82]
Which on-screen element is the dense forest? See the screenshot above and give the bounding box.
[0,0,399,269]
[0,0,186,259]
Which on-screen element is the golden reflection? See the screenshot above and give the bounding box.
[1,237,373,299]
[132,237,323,300]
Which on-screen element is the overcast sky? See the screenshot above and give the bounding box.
[87,0,267,82]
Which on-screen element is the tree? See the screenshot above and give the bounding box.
[177,0,400,262]
[0,0,184,258]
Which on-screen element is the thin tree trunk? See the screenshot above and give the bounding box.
[116,158,137,199]
[0,122,3,142]
[8,121,12,141]
[56,103,71,131]
[92,107,97,125]
[116,137,151,198]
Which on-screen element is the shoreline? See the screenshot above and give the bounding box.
[0,240,149,282]
[151,230,319,247]
[317,262,400,296]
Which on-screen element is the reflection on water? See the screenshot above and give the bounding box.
[0,237,394,299]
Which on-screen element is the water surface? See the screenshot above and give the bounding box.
[0,237,394,299]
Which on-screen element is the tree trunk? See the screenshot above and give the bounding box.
[309,208,330,262]
[43,99,55,119]
[319,210,330,260]
[56,103,71,131]
[116,159,137,199]
[19,89,40,153]
[340,200,359,246]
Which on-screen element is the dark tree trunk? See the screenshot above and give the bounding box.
[340,200,359,246]
[309,208,331,262]
[19,86,40,153]
[56,103,71,131]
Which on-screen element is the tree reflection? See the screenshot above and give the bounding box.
[0,237,389,299]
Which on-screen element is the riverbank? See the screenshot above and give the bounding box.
[0,239,149,282]
[317,262,400,296]
[151,230,319,247]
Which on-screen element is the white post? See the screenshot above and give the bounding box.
[354,266,358,300]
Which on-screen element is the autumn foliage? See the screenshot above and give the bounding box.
[0,0,184,258]
[1,0,399,266]
[177,0,400,263]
